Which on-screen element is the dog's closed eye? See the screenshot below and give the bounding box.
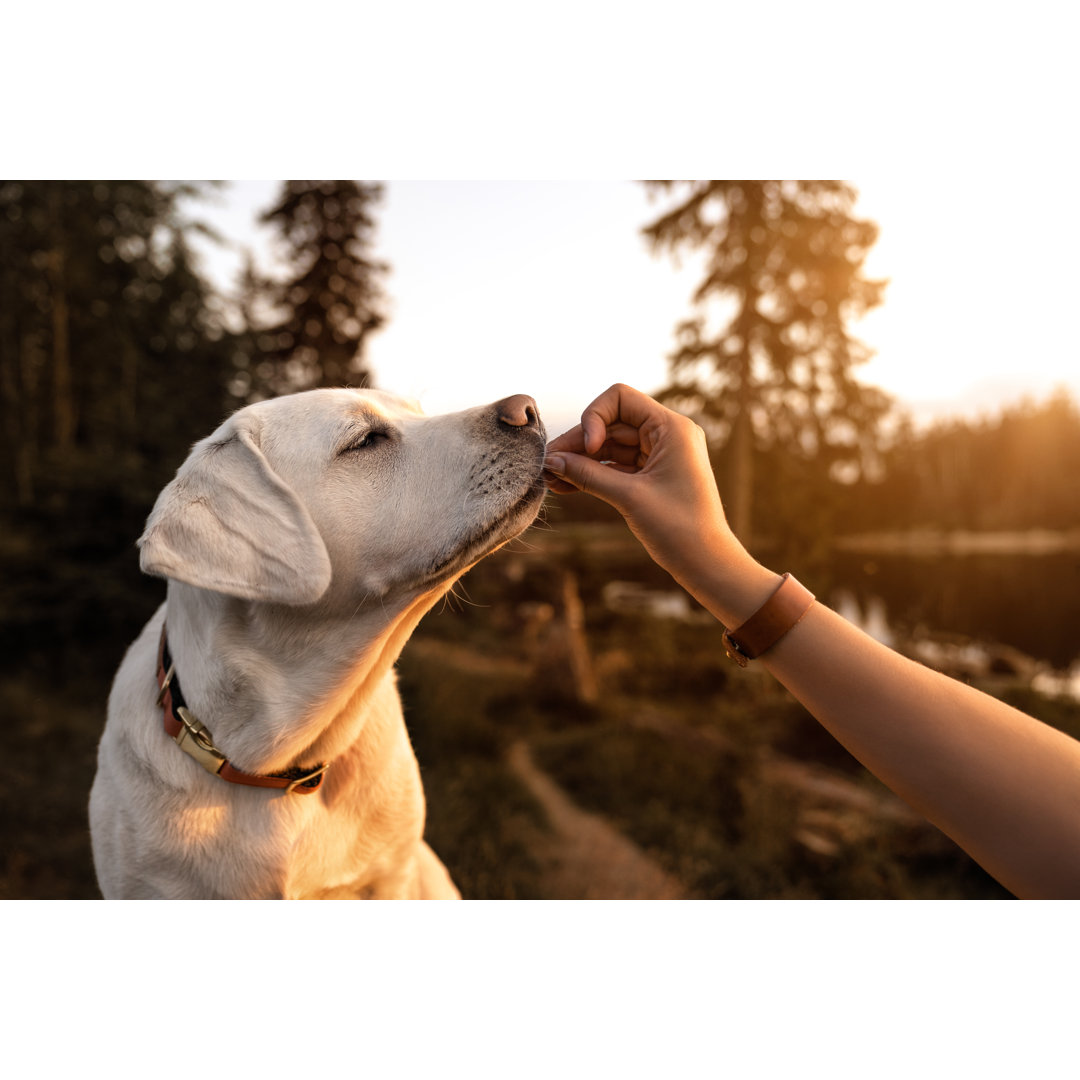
[340,428,392,454]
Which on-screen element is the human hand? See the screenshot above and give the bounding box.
[543,384,753,594]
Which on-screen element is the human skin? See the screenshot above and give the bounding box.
[544,383,1080,899]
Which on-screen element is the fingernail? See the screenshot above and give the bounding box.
[544,454,566,475]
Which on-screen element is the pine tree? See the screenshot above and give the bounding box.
[642,180,890,546]
[0,180,234,507]
[0,180,242,678]
[252,180,388,396]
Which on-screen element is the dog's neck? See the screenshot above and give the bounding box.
[163,580,452,775]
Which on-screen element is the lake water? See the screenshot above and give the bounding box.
[820,550,1080,696]
[541,525,1080,699]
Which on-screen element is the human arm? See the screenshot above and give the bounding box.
[544,383,1080,899]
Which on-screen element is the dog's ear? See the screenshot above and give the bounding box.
[138,415,333,605]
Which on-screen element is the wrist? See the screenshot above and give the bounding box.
[663,531,781,629]
[721,573,816,666]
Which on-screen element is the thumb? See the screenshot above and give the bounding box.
[544,451,633,509]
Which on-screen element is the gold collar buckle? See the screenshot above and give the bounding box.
[174,706,228,776]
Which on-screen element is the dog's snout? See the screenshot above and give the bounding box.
[495,395,541,433]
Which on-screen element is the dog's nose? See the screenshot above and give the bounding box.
[495,394,541,432]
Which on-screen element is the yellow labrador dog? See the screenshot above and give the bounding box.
[89,388,546,899]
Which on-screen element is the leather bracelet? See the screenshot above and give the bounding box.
[722,573,815,667]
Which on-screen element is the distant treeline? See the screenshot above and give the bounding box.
[553,389,1080,554]
[743,389,1080,557]
[837,390,1080,535]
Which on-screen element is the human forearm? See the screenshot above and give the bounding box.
[546,384,1080,898]
[660,536,1080,898]
[757,597,1080,899]
[639,535,1080,898]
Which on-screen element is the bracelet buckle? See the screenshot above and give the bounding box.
[722,631,750,668]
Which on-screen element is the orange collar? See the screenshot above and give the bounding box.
[156,623,328,795]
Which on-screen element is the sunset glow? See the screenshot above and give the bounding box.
[193,181,1080,435]
[853,180,1080,424]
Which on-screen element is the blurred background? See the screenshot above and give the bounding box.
[3,179,1078,900]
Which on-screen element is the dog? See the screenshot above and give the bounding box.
[89,388,546,899]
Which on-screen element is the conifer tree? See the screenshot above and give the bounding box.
[0,180,241,674]
[252,181,388,395]
[642,180,890,546]
[0,180,234,507]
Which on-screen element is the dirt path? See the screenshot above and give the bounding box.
[508,740,686,900]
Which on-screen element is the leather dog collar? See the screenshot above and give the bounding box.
[156,623,328,794]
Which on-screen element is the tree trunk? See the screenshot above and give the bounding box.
[121,332,139,442]
[17,334,44,504]
[48,188,75,452]
[0,331,37,505]
[561,570,597,706]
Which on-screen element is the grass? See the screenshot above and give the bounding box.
[528,706,1012,900]
[396,648,554,900]
[0,676,104,900]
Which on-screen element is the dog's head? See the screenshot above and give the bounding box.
[138,388,547,606]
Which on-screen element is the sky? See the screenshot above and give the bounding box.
[188,180,1080,439]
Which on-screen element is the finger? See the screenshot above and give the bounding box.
[543,469,580,494]
[546,424,586,455]
[547,431,641,469]
[580,384,662,454]
[597,422,645,448]
[548,428,642,467]
[543,451,634,505]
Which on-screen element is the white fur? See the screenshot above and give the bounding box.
[89,388,545,899]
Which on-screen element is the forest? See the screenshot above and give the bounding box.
[2,179,1079,900]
